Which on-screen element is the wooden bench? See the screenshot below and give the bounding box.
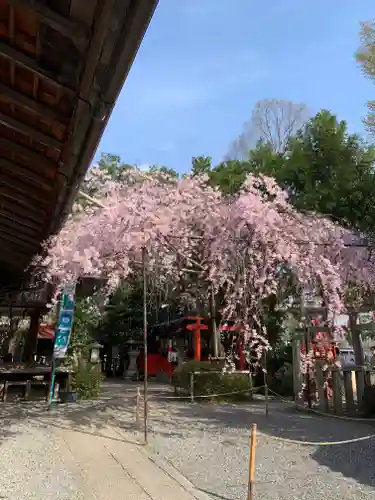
[1,380,28,403]
[1,379,50,403]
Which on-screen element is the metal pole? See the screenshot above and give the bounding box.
[210,283,218,358]
[136,387,141,429]
[49,357,56,410]
[142,246,148,444]
[304,324,312,409]
[263,351,269,417]
[300,289,312,409]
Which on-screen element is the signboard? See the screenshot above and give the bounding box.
[0,284,49,307]
[53,285,76,359]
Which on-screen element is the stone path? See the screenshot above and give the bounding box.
[0,390,210,500]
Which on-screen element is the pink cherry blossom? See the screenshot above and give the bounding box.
[35,168,375,354]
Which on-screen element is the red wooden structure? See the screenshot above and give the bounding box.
[187,317,208,361]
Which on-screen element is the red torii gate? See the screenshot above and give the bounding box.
[186,317,208,361]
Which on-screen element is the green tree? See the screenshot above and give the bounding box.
[97,153,133,181]
[211,111,375,236]
[67,297,101,361]
[97,282,144,345]
[356,20,375,138]
[274,111,375,235]
[191,155,212,176]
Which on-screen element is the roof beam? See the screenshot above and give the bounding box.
[0,83,70,125]
[0,217,41,239]
[0,43,75,95]
[0,184,47,213]
[0,208,43,232]
[102,0,158,103]
[0,251,29,270]
[0,157,53,191]
[0,238,33,258]
[9,0,89,42]
[79,0,115,100]
[0,112,63,149]
[0,171,50,203]
[0,138,56,177]
[0,197,45,224]
[0,229,40,252]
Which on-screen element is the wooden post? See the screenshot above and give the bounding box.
[24,308,42,362]
[247,423,257,500]
[355,367,365,406]
[343,369,355,415]
[239,333,245,371]
[167,339,173,379]
[350,313,365,366]
[194,327,201,361]
[189,371,195,403]
[25,380,31,401]
[315,362,327,412]
[331,368,343,414]
[187,319,208,362]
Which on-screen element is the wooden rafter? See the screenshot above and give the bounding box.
[0,173,50,203]
[0,198,45,223]
[0,230,39,252]
[0,0,158,281]
[0,250,29,268]
[0,83,70,124]
[0,42,75,94]
[0,157,53,190]
[0,138,56,175]
[0,208,43,233]
[0,218,42,239]
[0,239,33,258]
[0,111,63,149]
[8,0,89,42]
[0,184,47,212]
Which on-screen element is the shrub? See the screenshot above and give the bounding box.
[72,361,103,399]
[172,360,253,400]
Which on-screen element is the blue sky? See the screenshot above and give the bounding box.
[97,0,374,173]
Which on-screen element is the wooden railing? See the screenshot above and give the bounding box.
[314,363,375,415]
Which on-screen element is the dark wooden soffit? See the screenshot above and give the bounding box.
[0,0,158,287]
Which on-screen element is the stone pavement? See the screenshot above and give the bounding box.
[58,423,209,500]
[0,393,211,500]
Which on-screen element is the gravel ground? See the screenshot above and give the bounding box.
[140,387,375,500]
[0,406,88,500]
[1,382,375,500]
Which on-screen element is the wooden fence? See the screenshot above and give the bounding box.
[313,364,375,415]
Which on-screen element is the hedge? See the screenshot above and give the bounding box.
[172,360,253,400]
[72,361,103,399]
